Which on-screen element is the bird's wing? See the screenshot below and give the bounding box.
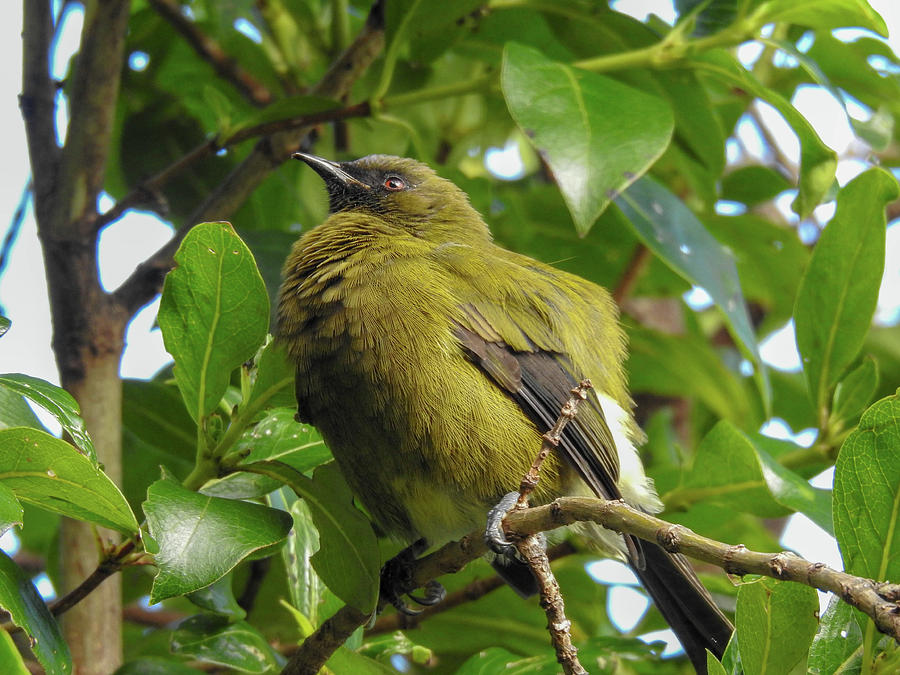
[452,294,624,504]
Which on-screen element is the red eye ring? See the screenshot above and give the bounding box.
[383,176,406,191]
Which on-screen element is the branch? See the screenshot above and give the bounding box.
[20,0,59,225]
[367,542,576,634]
[112,0,385,316]
[53,0,132,232]
[148,0,274,107]
[286,497,900,673]
[1,539,140,635]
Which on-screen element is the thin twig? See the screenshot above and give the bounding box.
[1,539,139,635]
[509,380,591,675]
[516,380,592,508]
[148,0,273,106]
[517,535,586,675]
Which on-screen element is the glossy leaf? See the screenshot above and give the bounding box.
[324,647,396,675]
[159,222,269,422]
[735,578,818,675]
[122,379,196,459]
[807,595,862,674]
[691,50,837,218]
[239,461,379,612]
[0,374,95,462]
[186,574,246,620]
[0,550,71,674]
[834,393,900,581]
[675,421,833,533]
[0,630,30,675]
[720,166,792,206]
[0,482,22,536]
[758,0,888,35]
[502,42,673,234]
[202,409,330,499]
[246,339,295,411]
[705,650,728,675]
[616,178,767,402]
[794,169,898,413]
[0,385,45,431]
[144,475,292,603]
[832,357,879,425]
[170,614,279,673]
[0,316,9,338]
[0,428,138,534]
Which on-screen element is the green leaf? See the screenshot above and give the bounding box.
[159,222,270,423]
[720,166,792,206]
[832,357,879,426]
[282,496,327,626]
[691,50,837,218]
[674,421,833,532]
[705,649,728,675]
[703,214,809,327]
[0,550,71,674]
[794,169,898,414]
[385,0,484,64]
[0,482,22,536]
[0,374,95,462]
[0,385,46,431]
[324,646,396,675]
[223,95,341,143]
[627,326,756,427]
[246,339,295,411]
[735,578,818,675]
[239,461,380,612]
[616,178,767,403]
[0,428,138,534]
[202,409,330,499]
[834,393,900,581]
[114,658,205,675]
[144,474,292,603]
[122,379,196,459]
[807,595,862,675]
[502,42,673,234]
[0,630,30,675]
[186,574,246,620]
[170,614,279,673]
[757,0,888,36]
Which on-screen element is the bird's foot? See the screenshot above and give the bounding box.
[380,539,446,615]
[485,491,522,555]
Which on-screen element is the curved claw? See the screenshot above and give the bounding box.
[380,539,446,615]
[408,579,446,607]
[485,491,521,555]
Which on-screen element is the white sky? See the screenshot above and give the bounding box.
[2,0,899,650]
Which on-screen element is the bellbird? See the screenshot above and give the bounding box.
[277,153,733,672]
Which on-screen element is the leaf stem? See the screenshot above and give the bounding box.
[370,0,422,106]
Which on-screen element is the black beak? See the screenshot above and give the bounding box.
[292,152,369,190]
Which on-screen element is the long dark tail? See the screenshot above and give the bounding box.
[633,542,733,674]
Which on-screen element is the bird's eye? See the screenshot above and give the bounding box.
[383,175,406,191]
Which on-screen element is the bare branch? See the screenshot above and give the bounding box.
[148,0,274,107]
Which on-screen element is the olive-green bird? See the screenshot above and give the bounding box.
[277,153,733,673]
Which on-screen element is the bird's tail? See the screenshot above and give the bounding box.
[632,541,733,674]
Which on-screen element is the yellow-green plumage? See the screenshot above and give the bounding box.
[277,154,731,674]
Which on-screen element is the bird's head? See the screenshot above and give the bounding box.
[293,153,489,242]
